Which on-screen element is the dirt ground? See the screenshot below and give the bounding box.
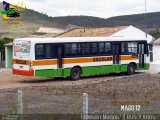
[0,70,160,116]
[0,69,128,89]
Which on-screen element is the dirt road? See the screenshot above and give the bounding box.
[0,69,136,90]
[0,69,160,115]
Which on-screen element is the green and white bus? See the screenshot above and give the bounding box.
[13,37,150,80]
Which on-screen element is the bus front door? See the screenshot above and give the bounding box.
[139,43,145,69]
[113,44,121,72]
[57,46,63,76]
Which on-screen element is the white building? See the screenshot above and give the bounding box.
[110,25,154,44]
[149,39,160,74]
[153,39,160,61]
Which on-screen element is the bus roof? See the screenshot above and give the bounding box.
[14,37,147,44]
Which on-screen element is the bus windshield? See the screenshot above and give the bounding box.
[14,40,31,56]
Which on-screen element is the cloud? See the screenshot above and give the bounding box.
[2,0,160,18]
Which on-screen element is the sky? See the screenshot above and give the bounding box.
[1,0,160,18]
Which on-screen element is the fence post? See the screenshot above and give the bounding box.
[83,93,88,120]
[17,90,23,120]
[123,113,125,120]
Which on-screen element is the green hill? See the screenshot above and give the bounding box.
[52,12,160,28]
[105,12,160,28]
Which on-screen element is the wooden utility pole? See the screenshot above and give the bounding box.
[145,0,147,38]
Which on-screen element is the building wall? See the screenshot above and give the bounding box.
[5,46,13,68]
[153,45,160,61]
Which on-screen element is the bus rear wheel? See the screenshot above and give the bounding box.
[127,64,136,75]
[70,67,81,80]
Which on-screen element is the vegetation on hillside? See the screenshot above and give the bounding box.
[51,12,160,29]
[0,38,13,51]
[150,29,160,39]
[0,37,13,60]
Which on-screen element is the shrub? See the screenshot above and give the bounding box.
[0,38,13,52]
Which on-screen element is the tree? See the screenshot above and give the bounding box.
[149,29,160,39]
[0,38,13,60]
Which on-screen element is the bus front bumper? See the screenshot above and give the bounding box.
[12,69,34,76]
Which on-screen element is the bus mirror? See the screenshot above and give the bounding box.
[147,44,151,56]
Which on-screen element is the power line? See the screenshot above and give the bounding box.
[145,0,147,38]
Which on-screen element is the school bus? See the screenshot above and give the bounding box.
[12,37,150,80]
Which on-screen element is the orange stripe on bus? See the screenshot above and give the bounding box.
[63,58,93,64]
[120,55,139,60]
[32,60,58,66]
[13,55,139,66]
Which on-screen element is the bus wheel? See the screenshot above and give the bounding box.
[71,67,81,80]
[127,64,135,75]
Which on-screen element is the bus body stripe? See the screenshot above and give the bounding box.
[120,55,139,60]
[32,60,58,66]
[63,58,93,64]
[13,55,139,66]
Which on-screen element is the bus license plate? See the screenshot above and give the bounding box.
[16,60,27,65]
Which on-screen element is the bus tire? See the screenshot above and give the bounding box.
[70,67,81,80]
[127,64,136,75]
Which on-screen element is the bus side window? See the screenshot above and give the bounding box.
[35,44,56,60]
[99,43,105,54]
[46,44,52,59]
[64,43,81,57]
[52,45,57,58]
[91,43,98,55]
[121,42,126,55]
[64,44,72,57]
[104,42,111,54]
[71,43,77,55]
[81,43,91,55]
[127,42,138,54]
[35,44,45,60]
[149,44,153,62]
